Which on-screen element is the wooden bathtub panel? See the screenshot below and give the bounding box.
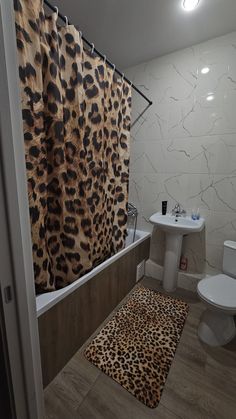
[38,237,150,387]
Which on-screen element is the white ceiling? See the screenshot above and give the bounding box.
[51,0,236,69]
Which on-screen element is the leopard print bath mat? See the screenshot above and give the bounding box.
[84,286,189,408]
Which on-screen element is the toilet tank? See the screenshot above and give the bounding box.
[223,241,236,278]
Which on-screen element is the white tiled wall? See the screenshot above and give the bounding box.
[126,32,236,275]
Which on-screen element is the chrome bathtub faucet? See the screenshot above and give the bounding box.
[171,203,186,217]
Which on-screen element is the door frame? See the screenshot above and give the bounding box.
[0,0,44,417]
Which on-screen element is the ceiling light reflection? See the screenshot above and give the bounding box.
[201,67,210,74]
[206,94,214,102]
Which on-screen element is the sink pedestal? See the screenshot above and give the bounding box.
[149,212,205,292]
[163,233,183,292]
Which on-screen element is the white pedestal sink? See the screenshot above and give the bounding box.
[149,213,205,292]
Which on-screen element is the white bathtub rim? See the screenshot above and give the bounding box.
[36,230,150,317]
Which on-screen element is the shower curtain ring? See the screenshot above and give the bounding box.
[90,43,95,54]
[64,16,68,26]
[112,63,116,72]
[79,31,83,39]
[103,55,106,63]
[54,6,59,19]
[121,72,125,82]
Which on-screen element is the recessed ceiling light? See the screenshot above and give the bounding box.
[182,0,200,12]
[201,67,210,74]
[206,94,214,102]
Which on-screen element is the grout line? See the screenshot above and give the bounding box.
[159,401,183,419]
[76,370,102,411]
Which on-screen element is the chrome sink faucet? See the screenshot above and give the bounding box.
[171,203,186,217]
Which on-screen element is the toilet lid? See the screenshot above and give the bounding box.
[197,274,236,309]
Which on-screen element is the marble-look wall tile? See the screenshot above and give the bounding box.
[126,32,236,275]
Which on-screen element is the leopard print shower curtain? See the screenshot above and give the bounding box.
[14,0,131,292]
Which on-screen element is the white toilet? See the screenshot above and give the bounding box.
[197,241,236,347]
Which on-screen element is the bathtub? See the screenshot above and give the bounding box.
[36,229,151,317]
[38,228,151,386]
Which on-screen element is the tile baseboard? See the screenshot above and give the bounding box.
[145,259,211,292]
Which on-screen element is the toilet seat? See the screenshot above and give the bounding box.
[197,274,236,311]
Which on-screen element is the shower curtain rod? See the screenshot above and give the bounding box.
[44,0,153,107]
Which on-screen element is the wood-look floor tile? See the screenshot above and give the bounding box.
[161,357,236,419]
[141,276,200,304]
[44,351,101,418]
[44,277,236,419]
[76,372,180,419]
[204,340,236,399]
